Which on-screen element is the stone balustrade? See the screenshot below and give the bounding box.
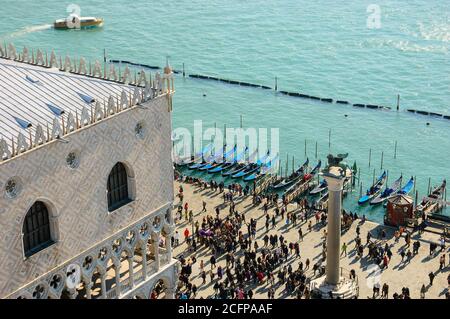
[6,202,176,299]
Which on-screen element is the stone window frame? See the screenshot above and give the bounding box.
[21,198,60,260]
[106,161,136,214]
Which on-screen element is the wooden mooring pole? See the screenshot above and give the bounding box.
[304,139,307,157]
[315,141,318,159]
[359,182,363,198]
[285,153,289,178]
[415,190,418,207]
[328,129,331,150]
[380,151,384,170]
[292,156,295,174]
[368,148,372,168]
[385,170,389,189]
[394,140,397,159]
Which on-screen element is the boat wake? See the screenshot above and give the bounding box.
[0,24,52,41]
[361,38,448,54]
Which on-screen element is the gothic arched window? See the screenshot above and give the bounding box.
[107,162,131,211]
[23,201,53,257]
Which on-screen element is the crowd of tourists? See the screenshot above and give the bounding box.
[171,173,450,299]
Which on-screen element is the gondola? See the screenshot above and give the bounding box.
[231,163,259,179]
[176,143,212,166]
[415,179,446,212]
[357,171,387,205]
[222,148,258,176]
[180,144,212,167]
[209,161,234,174]
[383,176,415,208]
[272,158,309,190]
[310,179,327,195]
[208,146,244,174]
[316,191,329,206]
[284,160,321,194]
[202,161,221,171]
[243,154,279,182]
[189,152,215,170]
[397,176,414,195]
[232,150,270,179]
[222,163,246,176]
[200,145,237,172]
[370,175,402,205]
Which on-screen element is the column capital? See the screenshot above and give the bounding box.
[323,166,351,191]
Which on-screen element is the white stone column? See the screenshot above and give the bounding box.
[323,170,345,286]
[85,282,92,299]
[100,273,107,299]
[152,233,160,271]
[165,287,176,299]
[128,257,135,289]
[114,262,121,297]
[165,233,173,260]
[141,242,148,279]
[67,288,77,299]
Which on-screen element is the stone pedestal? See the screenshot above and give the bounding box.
[310,275,359,299]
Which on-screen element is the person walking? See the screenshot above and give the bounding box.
[428,272,435,286]
[174,231,180,246]
[183,228,190,243]
[439,254,446,270]
[202,200,207,212]
[298,228,303,241]
[381,283,389,299]
[420,284,426,299]
[341,242,347,257]
[210,255,217,270]
[305,258,310,271]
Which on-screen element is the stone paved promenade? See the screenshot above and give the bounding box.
[173,181,449,299]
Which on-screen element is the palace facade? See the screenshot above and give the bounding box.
[0,44,178,299]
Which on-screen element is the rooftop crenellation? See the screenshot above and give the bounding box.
[0,43,175,164]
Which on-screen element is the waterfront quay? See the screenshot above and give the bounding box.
[173,180,449,299]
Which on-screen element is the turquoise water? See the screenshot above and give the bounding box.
[1,0,449,223]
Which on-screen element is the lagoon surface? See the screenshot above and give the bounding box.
[1,0,449,222]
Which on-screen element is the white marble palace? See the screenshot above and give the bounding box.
[0,43,179,299]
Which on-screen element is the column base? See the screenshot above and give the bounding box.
[310,275,359,299]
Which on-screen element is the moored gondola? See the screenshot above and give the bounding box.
[358,171,387,205]
[272,158,309,190]
[370,175,403,205]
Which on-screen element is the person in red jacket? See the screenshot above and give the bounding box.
[184,228,190,242]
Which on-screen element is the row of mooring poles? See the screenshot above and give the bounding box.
[366,141,398,168]
[169,64,404,111]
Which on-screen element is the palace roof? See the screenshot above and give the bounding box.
[0,57,135,145]
[0,45,171,162]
